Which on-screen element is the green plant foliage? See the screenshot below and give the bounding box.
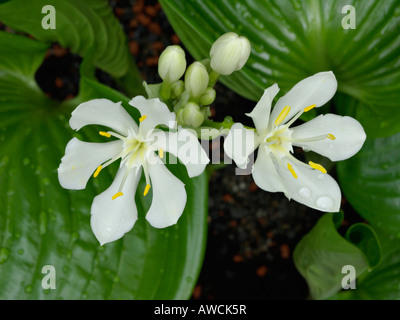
[332,230,400,300]
[0,0,144,97]
[337,132,400,236]
[160,0,400,138]
[293,212,381,300]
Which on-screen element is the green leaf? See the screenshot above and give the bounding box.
[0,0,144,97]
[160,0,400,137]
[293,211,381,300]
[332,230,400,300]
[335,93,400,138]
[337,132,400,236]
[0,32,208,299]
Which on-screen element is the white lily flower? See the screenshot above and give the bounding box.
[224,71,366,212]
[58,97,209,245]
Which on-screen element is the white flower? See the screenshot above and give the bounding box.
[185,62,209,98]
[210,32,251,75]
[224,71,366,212]
[58,97,209,245]
[158,45,187,83]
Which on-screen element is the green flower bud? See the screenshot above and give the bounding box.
[171,80,184,99]
[185,62,209,98]
[199,87,216,106]
[158,45,186,83]
[210,32,251,75]
[182,102,205,128]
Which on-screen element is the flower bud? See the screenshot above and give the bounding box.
[182,102,205,128]
[210,32,251,75]
[200,87,216,106]
[158,45,186,83]
[171,80,184,98]
[185,62,209,98]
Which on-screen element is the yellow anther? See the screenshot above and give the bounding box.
[275,105,291,126]
[139,115,147,122]
[93,165,102,178]
[143,184,151,196]
[309,161,327,174]
[304,104,316,112]
[287,163,298,179]
[99,131,111,138]
[327,134,336,140]
[159,148,164,159]
[112,192,123,200]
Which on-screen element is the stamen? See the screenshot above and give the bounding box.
[275,106,291,126]
[327,134,336,140]
[143,184,151,196]
[99,131,111,138]
[304,104,316,112]
[93,165,102,178]
[309,161,327,174]
[159,148,164,159]
[112,192,123,200]
[139,115,147,122]
[293,134,336,144]
[287,163,298,179]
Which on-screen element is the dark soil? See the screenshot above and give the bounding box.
[1,0,362,300]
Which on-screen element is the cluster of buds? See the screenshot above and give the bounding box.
[152,32,252,130]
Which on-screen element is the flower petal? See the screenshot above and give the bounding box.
[145,157,187,228]
[276,157,341,212]
[58,138,123,190]
[90,166,141,245]
[223,123,259,169]
[269,71,337,128]
[150,128,210,178]
[252,146,287,193]
[69,99,137,136]
[129,96,176,136]
[291,114,366,161]
[245,83,279,134]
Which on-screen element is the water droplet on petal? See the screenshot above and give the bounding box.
[316,196,334,211]
[298,187,311,198]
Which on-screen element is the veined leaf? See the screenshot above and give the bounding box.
[332,230,400,300]
[0,0,144,97]
[293,211,381,300]
[337,132,400,236]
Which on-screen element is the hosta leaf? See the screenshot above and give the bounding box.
[0,0,144,97]
[293,211,381,300]
[160,0,400,137]
[0,32,208,299]
[332,230,400,300]
[337,131,400,236]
